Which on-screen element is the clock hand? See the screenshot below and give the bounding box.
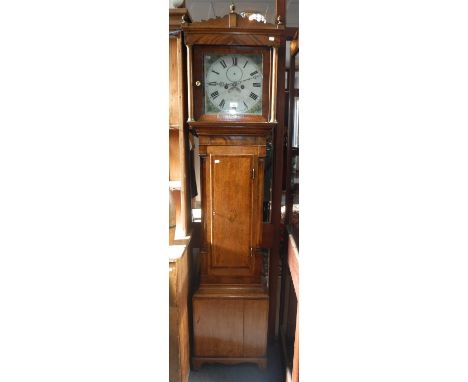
[240,76,260,83]
[212,81,235,89]
[207,81,229,87]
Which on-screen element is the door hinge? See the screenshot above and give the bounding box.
[250,247,254,257]
[251,168,255,180]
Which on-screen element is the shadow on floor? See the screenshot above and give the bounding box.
[188,344,283,382]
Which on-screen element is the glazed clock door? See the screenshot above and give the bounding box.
[192,46,271,122]
[206,152,261,278]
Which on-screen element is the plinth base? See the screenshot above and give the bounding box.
[192,284,269,370]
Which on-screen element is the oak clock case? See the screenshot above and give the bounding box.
[183,9,282,371]
[192,46,271,121]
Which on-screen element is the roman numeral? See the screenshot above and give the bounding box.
[210,91,219,99]
[219,99,225,108]
[211,70,220,75]
[250,70,258,76]
[243,60,248,68]
[232,56,237,66]
[220,59,227,68]
[208,81,217,86]
[249,92,258,100]
[253,83,261,87]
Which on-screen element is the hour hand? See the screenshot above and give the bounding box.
[240,76,259,83]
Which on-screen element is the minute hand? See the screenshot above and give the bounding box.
[240,76,260,83]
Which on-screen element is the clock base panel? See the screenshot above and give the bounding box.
[192,284,269,370]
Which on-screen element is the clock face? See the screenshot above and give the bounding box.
[204,54,263,116]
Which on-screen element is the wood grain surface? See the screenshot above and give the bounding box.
[192,285,269,368]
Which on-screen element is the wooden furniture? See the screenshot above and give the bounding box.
[279,31,299,382]
[182,5,285,370]
[284,31,299,239]
[279,230,299,382]
[169,245,191,382]
[169,8,192,241]
[169,8,193,382]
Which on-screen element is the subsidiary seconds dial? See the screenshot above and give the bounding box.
[204,54,263,115]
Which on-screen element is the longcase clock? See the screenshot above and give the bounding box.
[182,5,284,370]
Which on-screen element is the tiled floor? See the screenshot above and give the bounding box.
[188,344,283,382]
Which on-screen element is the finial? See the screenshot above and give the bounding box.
[276,15,284,25]
[230,3,235,13]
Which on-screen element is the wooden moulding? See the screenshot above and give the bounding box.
[198,135,267,147]
[197,135,267,157]
[182,11,284,47]
[185,32,283,47]
[182,10,283,31]
[190,122,276,139]
[195,283,268,297]
[199,143,266,158]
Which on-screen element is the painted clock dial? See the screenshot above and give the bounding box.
[204,54,263,115]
